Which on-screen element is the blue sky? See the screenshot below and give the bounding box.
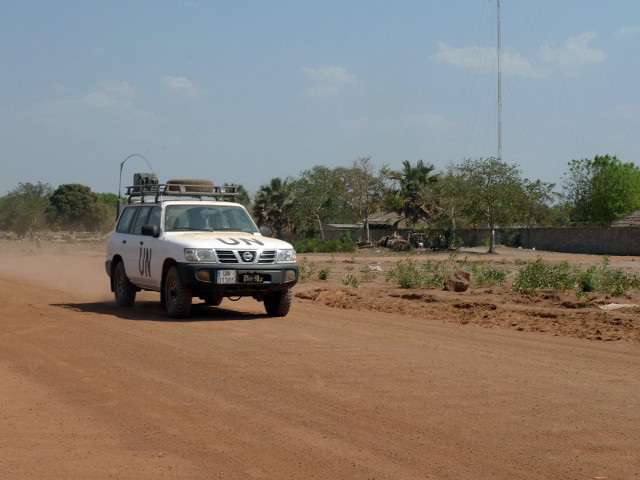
[1,1,639,197]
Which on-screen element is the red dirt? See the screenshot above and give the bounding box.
[1,242,639,479]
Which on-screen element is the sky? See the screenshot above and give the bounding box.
[1,1,639,197]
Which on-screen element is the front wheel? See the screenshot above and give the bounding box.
[164,266,192,319]
[114,261,136,307]
[264,289,292,317]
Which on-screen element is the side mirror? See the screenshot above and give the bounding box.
[259,225,271,237]
[141,225,159,238]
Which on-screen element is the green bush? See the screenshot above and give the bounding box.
[472,264,508,286]
[293,237,357,253]
[318,268,331,280]
[342,274,359,288]
[512,256,640,297]
[385,259,451,289]
[512,258,577,295]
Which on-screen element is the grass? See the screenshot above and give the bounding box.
[384,255,640,297]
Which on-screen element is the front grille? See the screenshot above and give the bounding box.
[258,250,276,264]
[214,249,277,264]
[215,250,237,263]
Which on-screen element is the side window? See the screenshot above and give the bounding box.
[131,206,152,235]
[116,207,137,234]
[148,206,161,231]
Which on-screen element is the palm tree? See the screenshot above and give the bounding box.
[253,177,295,238]
[388,160,438,225]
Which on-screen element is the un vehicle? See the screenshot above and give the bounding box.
[105,179,298,318]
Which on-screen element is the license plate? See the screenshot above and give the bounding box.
[216,269,237,284]
[243,274,262,283]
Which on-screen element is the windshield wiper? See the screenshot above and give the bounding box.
[172,227,211,232]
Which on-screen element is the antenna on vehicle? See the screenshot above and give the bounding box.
[117,154,155,218]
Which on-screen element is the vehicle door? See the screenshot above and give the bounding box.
[142,206,163,290]
[111,205,140,283]
[126,205,161,288]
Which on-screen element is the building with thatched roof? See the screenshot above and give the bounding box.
[611,210,640,227]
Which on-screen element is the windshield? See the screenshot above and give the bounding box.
[165,204,258,233]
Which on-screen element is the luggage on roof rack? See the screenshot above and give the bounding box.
[125,179,239,203]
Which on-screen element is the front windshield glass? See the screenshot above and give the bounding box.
[165,204,258,233]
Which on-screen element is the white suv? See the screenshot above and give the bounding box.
[105,180,298,318]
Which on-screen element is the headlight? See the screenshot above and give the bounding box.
[277,249,296,263]
[184,248,217,263]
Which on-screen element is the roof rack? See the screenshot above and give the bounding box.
[125,179,239,204]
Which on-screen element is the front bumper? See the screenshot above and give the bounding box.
[176,262,299,295]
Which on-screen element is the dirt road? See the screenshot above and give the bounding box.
[1,246,639,479]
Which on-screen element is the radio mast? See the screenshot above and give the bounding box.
[497,0,502,160]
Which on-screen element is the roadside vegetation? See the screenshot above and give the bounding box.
[382,255,640,298]
[2,154,639,245]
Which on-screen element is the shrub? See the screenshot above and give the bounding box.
[512,258,577,295]
[318,268,331,280]
[298,258,316,280]
[385,259,451,289]
[342,274,359,288]
[360,265,378,282]
[472,265,508,286]
[293,238,357,253]
[385,259,423,289]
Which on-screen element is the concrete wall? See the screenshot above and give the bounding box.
[321,226,640,256]
[458,227,640,256]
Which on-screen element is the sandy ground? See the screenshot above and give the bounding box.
[1,241,639,479]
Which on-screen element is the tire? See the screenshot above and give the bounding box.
[166,179,214,193]
[203,294,222,306]
[264,289,292,317]
[164,266,192,319]
[114,261,136,307]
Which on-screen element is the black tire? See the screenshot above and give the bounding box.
[164,266,192,319]
[114,261,136,307]
[203,294,222,306]
[264,289,292,317]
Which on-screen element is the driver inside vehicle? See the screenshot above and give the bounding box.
[187,208,209,230]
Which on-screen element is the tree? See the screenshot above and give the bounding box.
[253,178,295,238]
[46,184,110,231]
[563,155,640,224]
[0,182,53,236]
[448,157,554,253]
[340,156,382,243]
[426,170,469,248]
[385,160,439,225]
[290,166,346,239]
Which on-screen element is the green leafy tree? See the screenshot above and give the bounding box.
[290,166,346,239]
[448,157,554,253]
[0,182,53,236]
[563,155,640,224]
[385,160,439,225]
[47,184,111,231]
[253,177,295,238]
[98,192,119,223]
[426,170,470,248]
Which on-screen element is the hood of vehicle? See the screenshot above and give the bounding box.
[164,231,294,250]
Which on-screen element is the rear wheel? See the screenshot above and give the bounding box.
[264,289,292,317]
[164,266,192,318]
[203,294,222,306]
[114,261,136,307]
